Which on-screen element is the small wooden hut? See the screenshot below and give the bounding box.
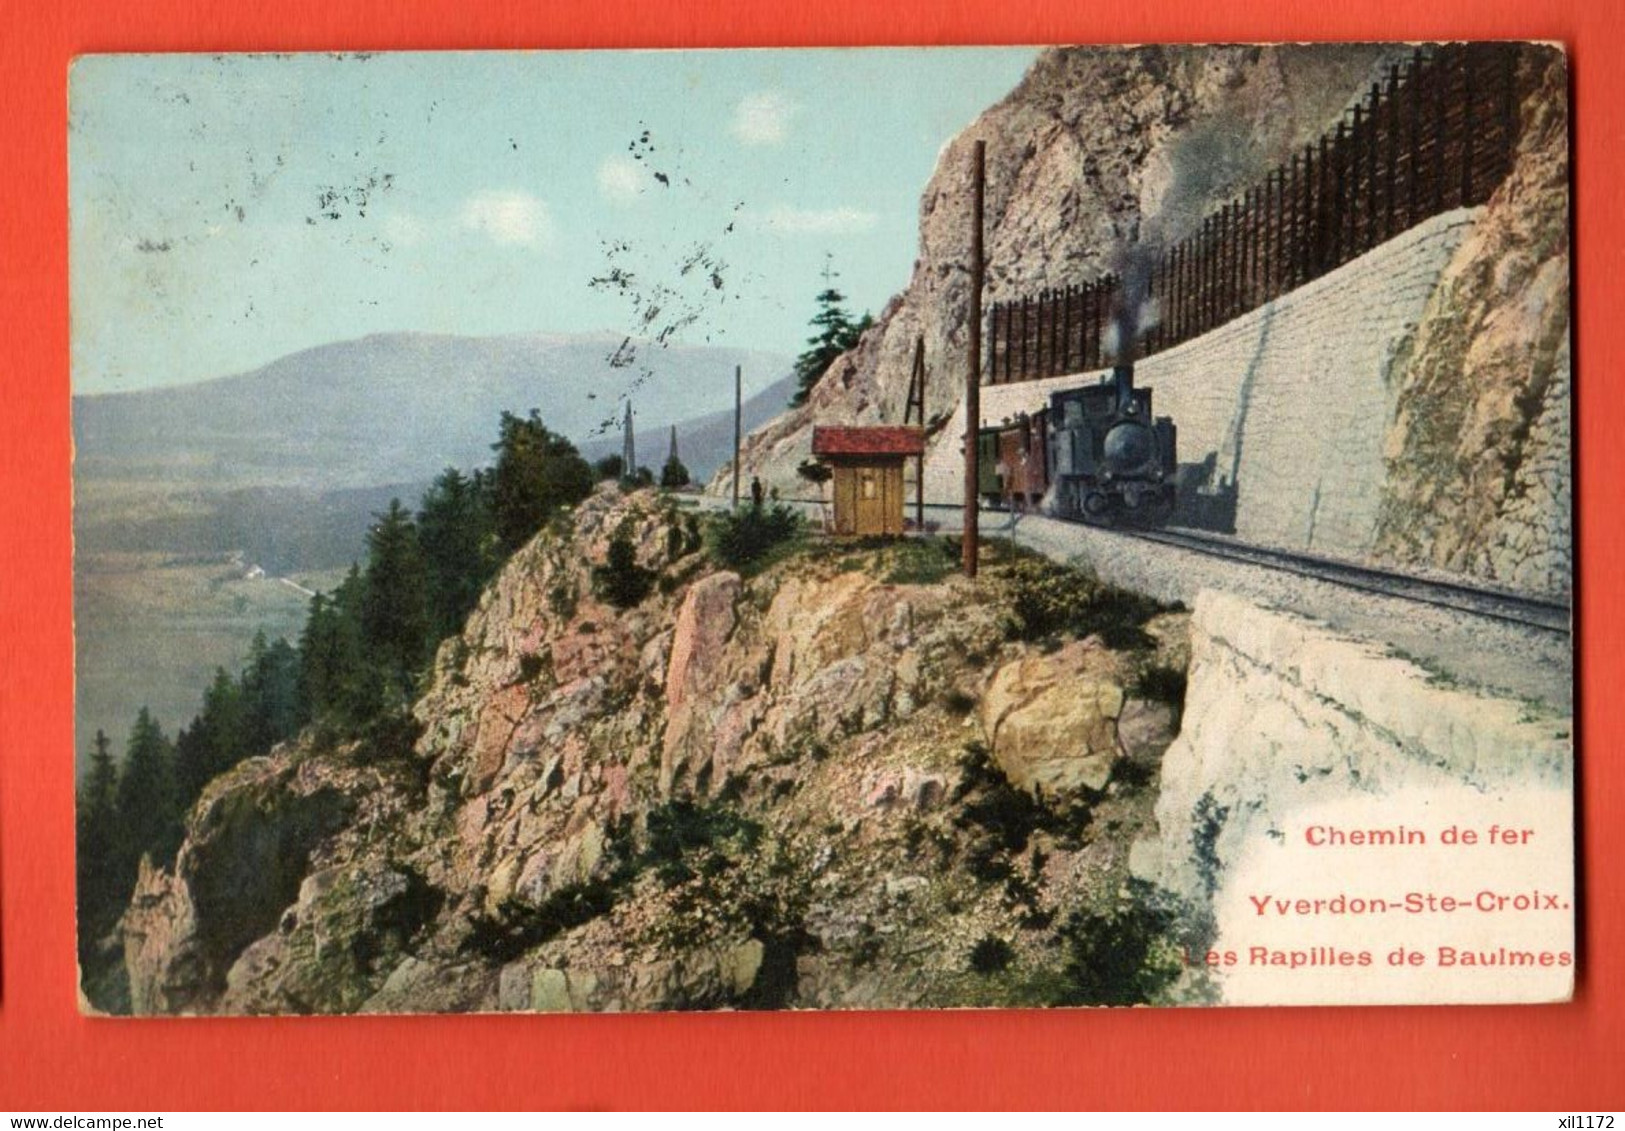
[811,426,925,537]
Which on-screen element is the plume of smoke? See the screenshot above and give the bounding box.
[1109,101,1256,361]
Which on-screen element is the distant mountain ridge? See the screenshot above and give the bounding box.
[72,331,795,768]
[75,331,792,491]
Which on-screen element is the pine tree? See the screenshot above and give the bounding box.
[76,729,123,957]
[362,499,431,704]
[241,633,305,753]
[172,721,210,819]
[417,466,498,640]
[297,591,337,718]
[84,729,118,833]
[593,522,655,608]
[172,667,251,809]
[114,708,180,871]
[660,427,688,489]
[490,411,596,552]
[299,566,372,727]
[660,454,690,489]
[789,259,873,408]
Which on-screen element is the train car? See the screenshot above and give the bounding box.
[1046,364,1176,526]
[999,409,1050,508]
[976,429,1002,504]
[976,410,1050,509]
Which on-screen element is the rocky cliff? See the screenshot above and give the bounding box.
[119,488,1197,1013]
[1373,48,1571,596]
[709,44,1402,497]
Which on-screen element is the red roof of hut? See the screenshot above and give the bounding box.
[811,426,925,457]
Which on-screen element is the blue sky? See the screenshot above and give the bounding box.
[69,49,1036,395]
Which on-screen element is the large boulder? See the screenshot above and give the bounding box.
[980,639,1127,797]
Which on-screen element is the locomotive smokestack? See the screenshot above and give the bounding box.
[1111,363,1135,412]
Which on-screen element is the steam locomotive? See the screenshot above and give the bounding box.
[977,364,1177,527]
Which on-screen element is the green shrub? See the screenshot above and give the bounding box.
[517,652,549,684]
[969,935,1015,974]
[952,742,1052,853]
[1053,884,1186,1006]
[592,522,655,608]
[546,578,578,620]
[705,504,802,572]
[353,709,423,765]
[882,537,957,585]
[461,816,636,962]
[642,800,764,887]
[997,554,1167,648]
[461,879,620,963]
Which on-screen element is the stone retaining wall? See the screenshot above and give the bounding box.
[922,209,1480,561]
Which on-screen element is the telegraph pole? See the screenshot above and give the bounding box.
[732,364,742,510]
[622,400,635,477]
[963,139,985,578]
[905,335,927,532]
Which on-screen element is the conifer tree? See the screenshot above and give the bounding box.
[660,427,689,489]
[660,456,690,489]
[593,522,655,608]
[83,729,118,833]
[114,708,180,870]
[418,466,498,640]
[241,632,305,753]
[490,411,595,552]
[76,729,123,955]
[297,591,337,717]
[299,566,371,726]
[789,259,873,408]
[362,499,431,704]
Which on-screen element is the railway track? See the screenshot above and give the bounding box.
[1115,525,1572,635]
[689,495,1571,636]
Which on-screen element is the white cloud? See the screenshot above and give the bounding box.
[597,156,646,204]
[730,91,796,146]
[749,204,880,235]
[459,190,552,246]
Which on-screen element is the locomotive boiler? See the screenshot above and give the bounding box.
[1047,364,1177,525]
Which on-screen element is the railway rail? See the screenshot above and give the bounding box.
[1116,524,1571,635]
[687,494,1571,636]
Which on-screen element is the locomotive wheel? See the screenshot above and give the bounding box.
[1082,491,1112,520]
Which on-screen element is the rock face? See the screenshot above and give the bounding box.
[118,488,1185,1013]
[122,753,376,1013]
[709,45,1401,499]
[1374,49,1571,597]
